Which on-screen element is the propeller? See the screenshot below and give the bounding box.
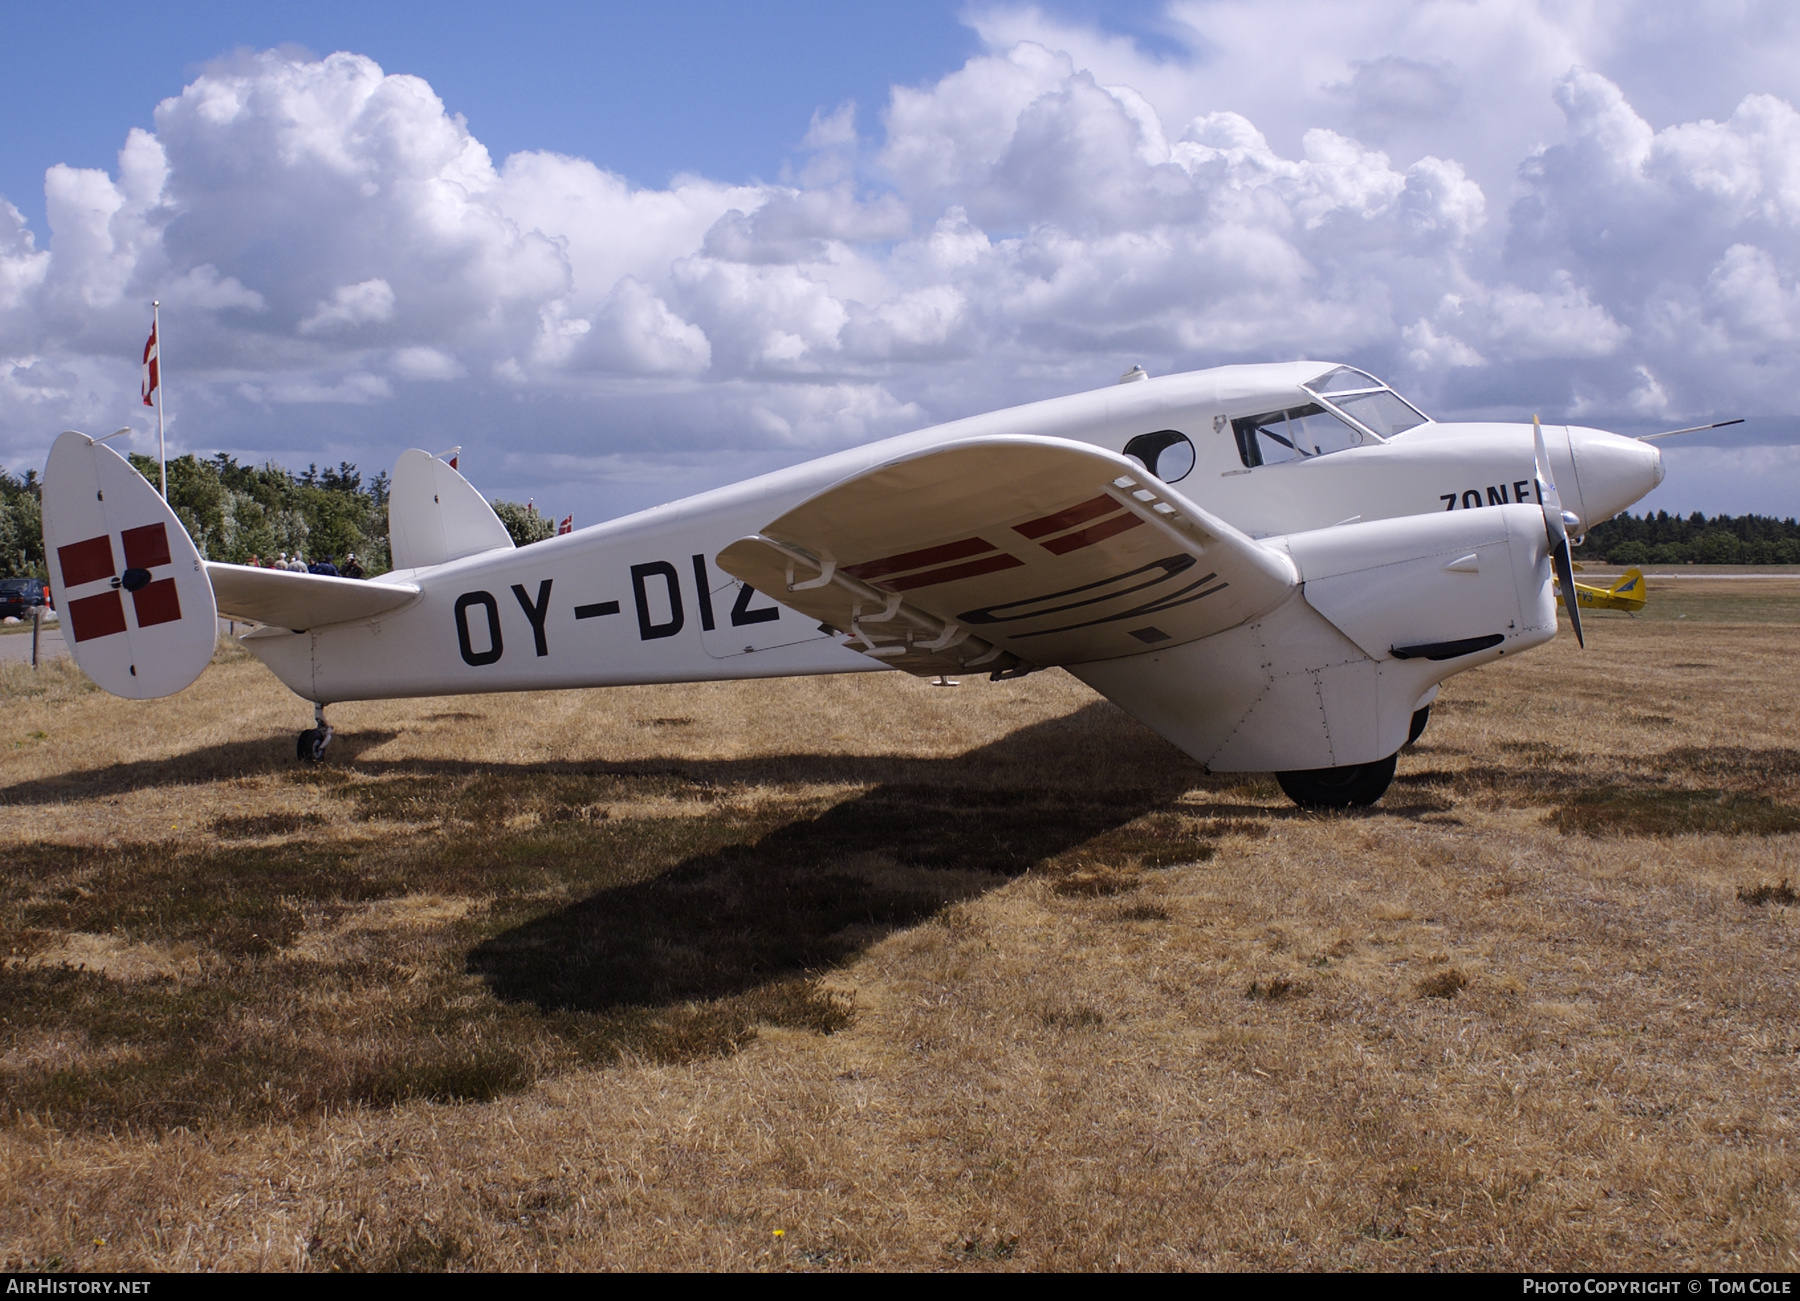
[1534,415,1584,649]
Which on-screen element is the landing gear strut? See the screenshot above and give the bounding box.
[1275,753,1397,810]
[296,702,333,763]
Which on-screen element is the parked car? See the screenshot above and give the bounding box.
[0,577,50,620]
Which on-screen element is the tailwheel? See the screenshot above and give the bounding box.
[1275,754,1398,810]
[296,703,334,763]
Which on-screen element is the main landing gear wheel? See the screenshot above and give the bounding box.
[1407,705,1432,747]
[295,703,334,763]
[1275,753,1398,810]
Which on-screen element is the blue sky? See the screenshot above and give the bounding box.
[2,2,1175,237]
[1,4,943,236]
[3,1,1800,521]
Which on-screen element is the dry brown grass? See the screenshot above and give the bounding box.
[1,597,1797,1271]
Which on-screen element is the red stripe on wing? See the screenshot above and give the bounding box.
[843,536,996,582]
[883,552,1025,592]
[1040,512,1145,556]
[1012,494,1118,539]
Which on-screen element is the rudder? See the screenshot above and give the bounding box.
[42,432,216,699]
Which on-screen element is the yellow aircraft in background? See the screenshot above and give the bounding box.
[1556,566,1647,613]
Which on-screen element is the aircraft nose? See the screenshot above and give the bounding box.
[1569,428,1662,522]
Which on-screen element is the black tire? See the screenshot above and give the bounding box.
[296,728,325,762]
[1407,705,1431,747]
[1275,753,1398,810]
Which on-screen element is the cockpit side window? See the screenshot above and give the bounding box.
[1232,404,1362,467]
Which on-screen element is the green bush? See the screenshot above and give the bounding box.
[0,469,44,577]
[491,500,555,548]
[123,453,393,574]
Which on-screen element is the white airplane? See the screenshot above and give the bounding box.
[40,361,1663,808]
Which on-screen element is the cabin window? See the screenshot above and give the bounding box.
[1122,429,1195,483]
[1232,404,1361,467]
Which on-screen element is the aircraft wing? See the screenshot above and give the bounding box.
[716,435,1296,677]
[206,563,421,630]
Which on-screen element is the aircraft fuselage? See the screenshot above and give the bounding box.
[241,361,1662,705]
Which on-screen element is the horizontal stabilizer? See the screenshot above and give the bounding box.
[207,563,420,630]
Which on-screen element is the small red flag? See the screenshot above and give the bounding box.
[448,454,458,470]
[558,515,573,536]
[140,321,159,407]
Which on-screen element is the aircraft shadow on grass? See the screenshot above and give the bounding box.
[463,707,1454,1013]
[0,731,405,805]
[465,703,1214,1012]
[0,703,1456,1016]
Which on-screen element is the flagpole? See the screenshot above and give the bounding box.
[153,299,166,499]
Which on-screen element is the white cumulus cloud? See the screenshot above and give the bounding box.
[300,279,396,334]
[1,13,1799,517]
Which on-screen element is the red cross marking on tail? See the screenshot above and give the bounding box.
[56,522,183,643]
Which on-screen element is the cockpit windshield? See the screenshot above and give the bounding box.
[1227,366,1432,468]
[1305,366,1383,395]
[1300,366,1430,439]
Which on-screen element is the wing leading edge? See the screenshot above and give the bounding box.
[716,436,1296,677]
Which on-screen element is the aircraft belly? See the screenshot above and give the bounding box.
[239,626,316,700]
[1067,619,1272,768]
[1071,504,1556,773]
[1070,592,1389,772]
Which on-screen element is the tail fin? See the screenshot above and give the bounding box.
[387,449,514,571]
[42,431,217,699]
[1610,567,1643,597]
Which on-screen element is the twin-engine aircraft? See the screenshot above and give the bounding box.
[42,361,1664,808]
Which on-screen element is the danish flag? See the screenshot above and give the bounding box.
[56,523,182,643]
[558,515,573,536]
[141,321,159,407]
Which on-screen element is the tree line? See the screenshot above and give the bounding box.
[0,453,553,578]
[1572,511,1800,566]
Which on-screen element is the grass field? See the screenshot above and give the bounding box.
[0,583,1797,1271]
